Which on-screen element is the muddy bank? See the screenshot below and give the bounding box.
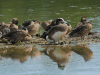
[0,33,100,48]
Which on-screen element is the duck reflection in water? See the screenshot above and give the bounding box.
[0,46,41,63]
[43,45,72,70]
[29,47,42,58]
[71,44,93,62]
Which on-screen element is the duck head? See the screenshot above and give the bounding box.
[55,18,66,25]
[11,18,18,25]
[51,18,65,25]
[81,16,87,22]
[81,16,90,24]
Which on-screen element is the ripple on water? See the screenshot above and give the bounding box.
[0,15,4,16]
[80,7,92,9]
[98,7,100,9]
[69,6,78,7]
[59,10,65,11]
[55,13,60,14]
[50,1,54,2]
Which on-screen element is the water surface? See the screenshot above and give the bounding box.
[0,0,100,31]
[0,44,100,75]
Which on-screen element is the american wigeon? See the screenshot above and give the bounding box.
[69,16,92,39]
[26,20,41,35]
[0,18,18,31]
[1,28,32,44]
[46,24,68,43]
[41,20,52,31]
[41,21,68,44]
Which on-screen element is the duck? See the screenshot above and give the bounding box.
[26,20,41,35]
[21,20,41,35]
[41,18,65,37]
[41,20,52,31]
[9,18,19,32]
[69,16,92,39]
[1,24,18,36]
[0,18,18,31]
[41,18,68,44]
[1,27,32,44]
[0,18,19,36]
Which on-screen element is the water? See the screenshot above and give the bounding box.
[0,0,100,75]
[0,0,100,29]
[0,44,100,75]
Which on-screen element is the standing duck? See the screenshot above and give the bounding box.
[69,16,92,39]
[41,18,68,44]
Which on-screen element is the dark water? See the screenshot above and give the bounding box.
[0,0,100,30]
[0,0,100,75]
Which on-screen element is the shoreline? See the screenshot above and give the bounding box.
[0,33,100,48]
